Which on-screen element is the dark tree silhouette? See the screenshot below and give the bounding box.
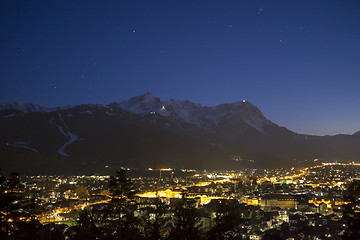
[142,198,168,240]
[104,169,142,240]
[108,169,136,219]
[22,197,46,221]
[0,171,47,240]
[262,228,284,240]
[71,208,102,240]
[168,199,202,240]
[0,172,24,238]
[342,180,360,240]
[207,200,246,240]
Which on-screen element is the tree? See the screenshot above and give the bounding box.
[207,200,246,240]
[342,180,360,239]
[71,208,101,240]
[347,180,360,196]
[262,228,284,240]
[280,222,290,239]
[105,169,141,240]
[74,185,89,200]
[21,197,45,221]
[142,198,168,240]
[0,172,24,237]
[58,183,72,199]
[168,199,202,240]
[0,171,46,239]
[107,169,136,219]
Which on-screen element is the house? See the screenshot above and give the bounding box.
[261,194,298,211]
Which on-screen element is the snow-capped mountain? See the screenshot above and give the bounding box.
[0,102,52,113]
[1,93,360,175]
[1,93,274,133]
[116,92,274,132]
[0,102,74,113]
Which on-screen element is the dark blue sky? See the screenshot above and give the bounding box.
[1,0,360,135]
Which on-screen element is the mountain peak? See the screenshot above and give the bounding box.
[0,94,274,134]
[116,94,273,133]
[0,102,51,113]
[130,92,159,102]
[144,91,154,97]
[353,131,360,136]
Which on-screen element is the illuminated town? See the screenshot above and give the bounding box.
[2,0,360,239]
[2,161,359,239]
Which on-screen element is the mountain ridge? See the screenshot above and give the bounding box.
[1,92,276,134]
[1,94,357,137]
[1,93,359,174]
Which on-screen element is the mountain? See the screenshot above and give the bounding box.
[116,92,274,132]
[0,102,54,113]
[1,93,360,175]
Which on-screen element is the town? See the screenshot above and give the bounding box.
[1,162,360,239]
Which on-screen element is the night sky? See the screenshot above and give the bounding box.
[1,0,360,135]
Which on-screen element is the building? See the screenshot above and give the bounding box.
[261,194,298,211]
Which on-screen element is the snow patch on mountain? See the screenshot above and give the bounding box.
[8,141,39,152]
[57,132,78,157]
[80,110,93,115]
[205,112,226,126]
[49,113,78,156]
[3,114,18,118]
[58,113,68,129]
[57,125,67,136]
